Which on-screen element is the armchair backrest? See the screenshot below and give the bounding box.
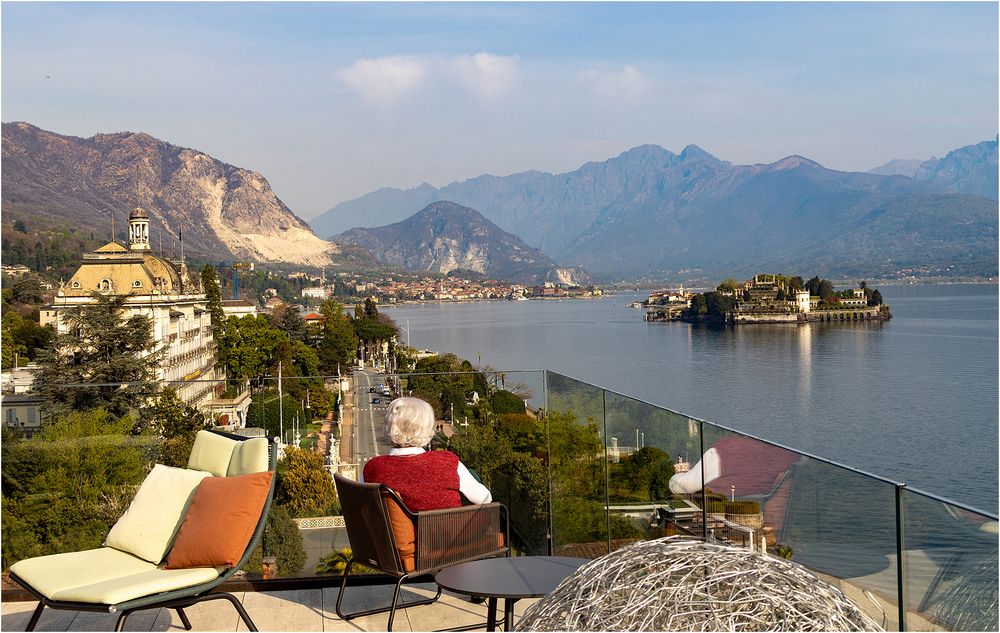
[334,474,405,574]
[335,474,509,577]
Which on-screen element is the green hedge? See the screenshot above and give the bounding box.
[702,499,760,515]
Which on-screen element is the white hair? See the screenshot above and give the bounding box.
[384,397,436,448]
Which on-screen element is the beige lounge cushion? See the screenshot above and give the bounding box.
[105,464,211,563]
[228,437,269,476]
[188,430,238,476]
[10,547,221,605]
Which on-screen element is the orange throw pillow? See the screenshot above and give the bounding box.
[385,497,416,572]
[164,471,273,569]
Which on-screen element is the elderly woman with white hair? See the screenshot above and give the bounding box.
[362,396,492,510]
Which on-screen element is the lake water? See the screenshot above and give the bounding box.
[383,284,998,513]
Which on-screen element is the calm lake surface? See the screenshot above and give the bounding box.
[384,284,998,513]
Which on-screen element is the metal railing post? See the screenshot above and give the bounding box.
[699,419,707,541]
[543,370,553,556]
[895,483,907,631]
[602,389,611,554]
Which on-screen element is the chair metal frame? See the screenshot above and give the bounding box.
[10,430,278,632]
[334,474,510,631]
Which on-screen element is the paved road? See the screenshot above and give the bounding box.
[352,369,392,474]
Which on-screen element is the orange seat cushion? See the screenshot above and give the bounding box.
[385,497,416,572]
[164,471,273,569]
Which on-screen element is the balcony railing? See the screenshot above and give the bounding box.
[2,370,995,632]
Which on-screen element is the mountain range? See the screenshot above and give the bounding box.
[312,140,998,280]
[1,122,343,267]
[868,138,998,198]
[3,121,996,282]
[334,201,591,285]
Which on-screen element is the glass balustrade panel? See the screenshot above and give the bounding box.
[700,423,901,630]
[902,489,998,632]
[544,371,610,559]
[602,390,701,550]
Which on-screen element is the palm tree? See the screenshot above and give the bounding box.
[315,548,376,575]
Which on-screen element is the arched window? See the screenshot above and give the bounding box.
[132,280,143,288]
[99,279,112,292]
[71,281,81,289]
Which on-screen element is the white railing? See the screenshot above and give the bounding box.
[292,516,345,529]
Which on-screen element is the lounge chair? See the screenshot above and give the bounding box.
[9,429,277,632]
[334,474,509,631]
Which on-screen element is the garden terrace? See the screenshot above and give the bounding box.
[2,370,995,632]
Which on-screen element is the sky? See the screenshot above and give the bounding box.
[2,2,997,221]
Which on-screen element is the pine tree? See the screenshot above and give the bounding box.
[275,305,308,344]
[35,294,164,421]
[143,389,208,467]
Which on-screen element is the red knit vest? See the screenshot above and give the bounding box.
[363,450,462,511]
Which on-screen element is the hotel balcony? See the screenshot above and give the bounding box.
[2,370,995,632]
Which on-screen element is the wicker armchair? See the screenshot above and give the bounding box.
[334,474,509,631]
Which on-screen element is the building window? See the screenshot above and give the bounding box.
[99,279,112,292]
[133,280,143,288]
[71,281,81,289]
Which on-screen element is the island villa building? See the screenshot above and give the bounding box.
[38,207,251,427]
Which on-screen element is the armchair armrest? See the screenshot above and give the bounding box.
[413,502,509,572]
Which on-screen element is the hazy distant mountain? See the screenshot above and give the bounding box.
[912,138,998,200]
[333,201,591,285]
[313,141,998,280]
[868,158,923,177]
[1,122,342,266]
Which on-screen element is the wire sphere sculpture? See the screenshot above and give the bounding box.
[516,537,883,632]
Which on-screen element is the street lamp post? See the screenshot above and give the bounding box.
[278,362,284,445]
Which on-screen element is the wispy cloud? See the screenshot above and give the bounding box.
[337,52,520,105]
[336,55,428,106]
[576,65,652,99]
[452,52,520,100]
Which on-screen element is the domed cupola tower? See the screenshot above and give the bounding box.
[128,207,150,251]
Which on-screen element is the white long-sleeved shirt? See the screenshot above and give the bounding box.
[360,446,493,504]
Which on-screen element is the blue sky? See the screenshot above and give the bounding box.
[3,2,997,219]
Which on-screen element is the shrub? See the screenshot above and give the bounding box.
[726,500,761,515]
[276,446,339,517]
[243,505,305,578]
[706,500,726,514]
[491,389,526,415]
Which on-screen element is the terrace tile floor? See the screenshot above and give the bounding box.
[1,584,537,632]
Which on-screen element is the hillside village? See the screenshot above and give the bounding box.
[293,270,602,304]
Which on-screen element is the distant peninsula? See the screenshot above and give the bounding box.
[640,274,891,324]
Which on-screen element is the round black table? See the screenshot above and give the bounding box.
[435,556,589,631]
